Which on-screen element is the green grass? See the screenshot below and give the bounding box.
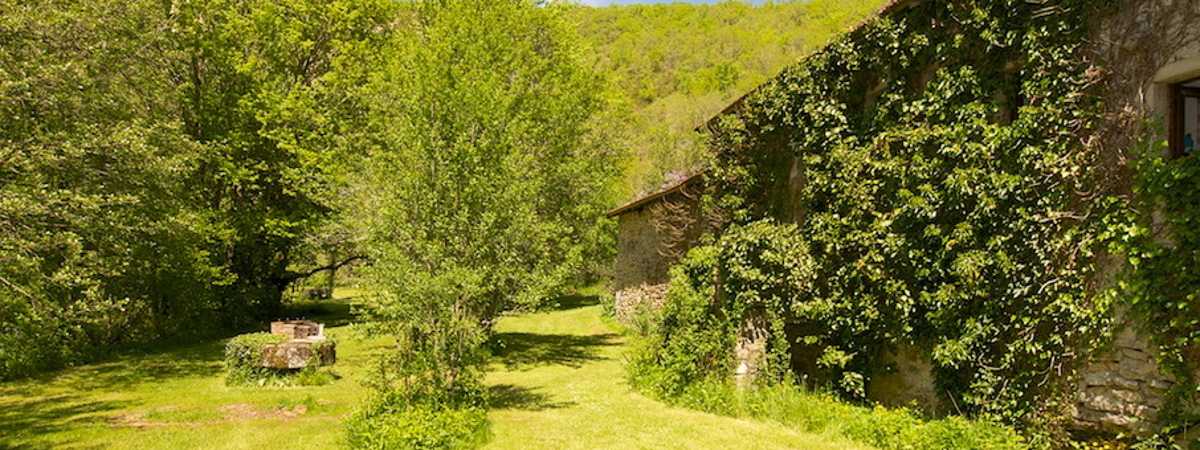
[0,289,868,449]
[0,291,388,449]
[481,292,868,450]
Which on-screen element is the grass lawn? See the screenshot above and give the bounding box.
[0,289,869,449]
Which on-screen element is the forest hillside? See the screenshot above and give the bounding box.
[570,0,887,197]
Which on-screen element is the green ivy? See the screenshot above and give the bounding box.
[628,221,814,397]
[1110,132,1200,437]
[695,0,1137,437]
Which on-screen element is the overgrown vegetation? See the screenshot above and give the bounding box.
[628,0,1200,445]
[224,332,287,386]
[346,392,490,450]
[1110,134,1200,439]
[627,222,812,397]
[0,0,394,379]
[628,227,1026,448]
[223,332,335,387]
[348,1,621,447]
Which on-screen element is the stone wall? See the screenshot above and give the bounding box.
[613,282,668,324]
[1075,0,1200,439]
[614,207,671,293]
[770,0,1200,437]
[612,179,705,324]
[1073,326,1175,435]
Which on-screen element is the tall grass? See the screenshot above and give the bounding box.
[643,378,1026,450]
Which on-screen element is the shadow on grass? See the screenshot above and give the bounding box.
[0,393,131,449]
[282,300,357,328]
[543,294,601,311]
[0,340,224,399]
[0,332,230,448]
[490,332,618,370]
[487,384,574,411]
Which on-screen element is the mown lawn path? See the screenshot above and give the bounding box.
[0,294,868,449]
[483,298,868,450]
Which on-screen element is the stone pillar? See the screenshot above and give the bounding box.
[734,312,769,388]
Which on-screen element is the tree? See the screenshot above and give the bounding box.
[0,0,396,379]
[568,0,887,196]
[166,0,394,323]
[0,0,221,378]
[354,0,621,404]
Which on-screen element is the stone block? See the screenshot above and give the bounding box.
[271,320,321,339]
[260,340,336,370]
[1084,390,1127,413]
[1118,357,1159,380]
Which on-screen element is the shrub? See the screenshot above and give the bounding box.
[627,221,814,398]
[224,333,287,386]
[628,220,1026,448]
[224,332,337,387]
[346,391,488,450]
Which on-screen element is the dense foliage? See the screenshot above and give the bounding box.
[570,0,886,195]
[1112,135,1200,434]
[346,391,489,450]
[1,0,212,378]
[0,0,393,380]
[626,0,1175,442]
[628,221,812,397]
[349,1,620,447]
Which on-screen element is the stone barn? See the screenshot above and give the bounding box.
[620,0,1200,443]
[608,173,705,322]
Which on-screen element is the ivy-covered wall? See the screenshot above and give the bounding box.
[688,0,1200,443]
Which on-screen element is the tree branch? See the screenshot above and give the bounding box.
[281,255,368,284]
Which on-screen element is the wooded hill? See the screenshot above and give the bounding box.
[569,0,886,197]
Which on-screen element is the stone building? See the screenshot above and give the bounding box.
[608,173,705,322]
[614,0,1200,441]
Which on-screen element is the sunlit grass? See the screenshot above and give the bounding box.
[0,287,869,449]
[481,287,870,450]
[0,290,388,449]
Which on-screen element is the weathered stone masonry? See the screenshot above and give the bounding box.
[609,174,705,323]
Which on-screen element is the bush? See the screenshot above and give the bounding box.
[628,220,1025,448]
[627,221,814,398]
[346,392,488,450]
[224,333,287,386]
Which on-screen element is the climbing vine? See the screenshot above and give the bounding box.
[682,0,1157,439]
[628,221,813,398]
[1110,133,1200,437]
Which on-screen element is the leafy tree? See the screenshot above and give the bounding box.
[0,0,217,377]
[354,0,621,406]
[0,0,395,379]
[166,0,395,323]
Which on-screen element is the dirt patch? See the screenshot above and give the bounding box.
[219,403,308,421]
[109,403,308,429]
[109,413,170,429]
